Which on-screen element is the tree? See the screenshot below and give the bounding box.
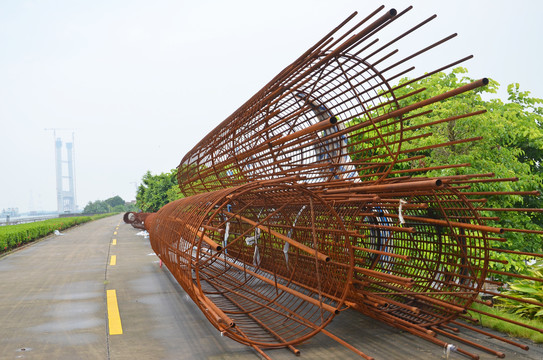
[406,69,542,252]
[105,195,125,209]
[136,169,183,212]
[349,67,543,256]
[82,200,111,214]
[82,195,135,214]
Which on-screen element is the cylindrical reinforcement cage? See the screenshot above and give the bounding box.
[144,181,354,348]
[330,184,494,329]
[123,211,151,230]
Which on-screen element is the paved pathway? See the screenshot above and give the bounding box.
[0,214,541,359]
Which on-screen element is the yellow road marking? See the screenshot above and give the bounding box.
[112,239,117,245]
[107,290,123,335]
[114,231,117,235]
[110,255,117,266]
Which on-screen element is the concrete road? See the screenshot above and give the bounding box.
[0,214,541,360]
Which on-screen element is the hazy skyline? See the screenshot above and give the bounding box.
[1,0,542,213]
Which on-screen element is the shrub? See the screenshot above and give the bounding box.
[0,214,115,253]
[494,261,543,320]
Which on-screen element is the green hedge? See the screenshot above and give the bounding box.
[0,213,116,252]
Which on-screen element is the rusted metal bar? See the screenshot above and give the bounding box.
[353,266,414,287]
[469,306,543,334]
[325,179,443,194]
[451,320,530,351]
[352,245,411,261]
[380,212,505,234]
[321,329,375,360]
[431,326,505,358]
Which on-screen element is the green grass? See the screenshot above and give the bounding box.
[0,213,117,253]
[469,302,543,343]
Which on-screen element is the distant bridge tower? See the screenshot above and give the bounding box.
[47,129,77,214]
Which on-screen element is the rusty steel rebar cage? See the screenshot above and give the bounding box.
[138,5,543,359]
[337,185,494,325]
[177,6,487,197]
[145,181,354,348]
[123,211,151,230]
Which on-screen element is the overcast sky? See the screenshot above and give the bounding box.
[1,0,541,214]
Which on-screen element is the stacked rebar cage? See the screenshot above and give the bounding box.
[123,5,542,359]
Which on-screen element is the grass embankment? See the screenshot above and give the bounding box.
[468,302,543,343]
[0,213,116,253]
